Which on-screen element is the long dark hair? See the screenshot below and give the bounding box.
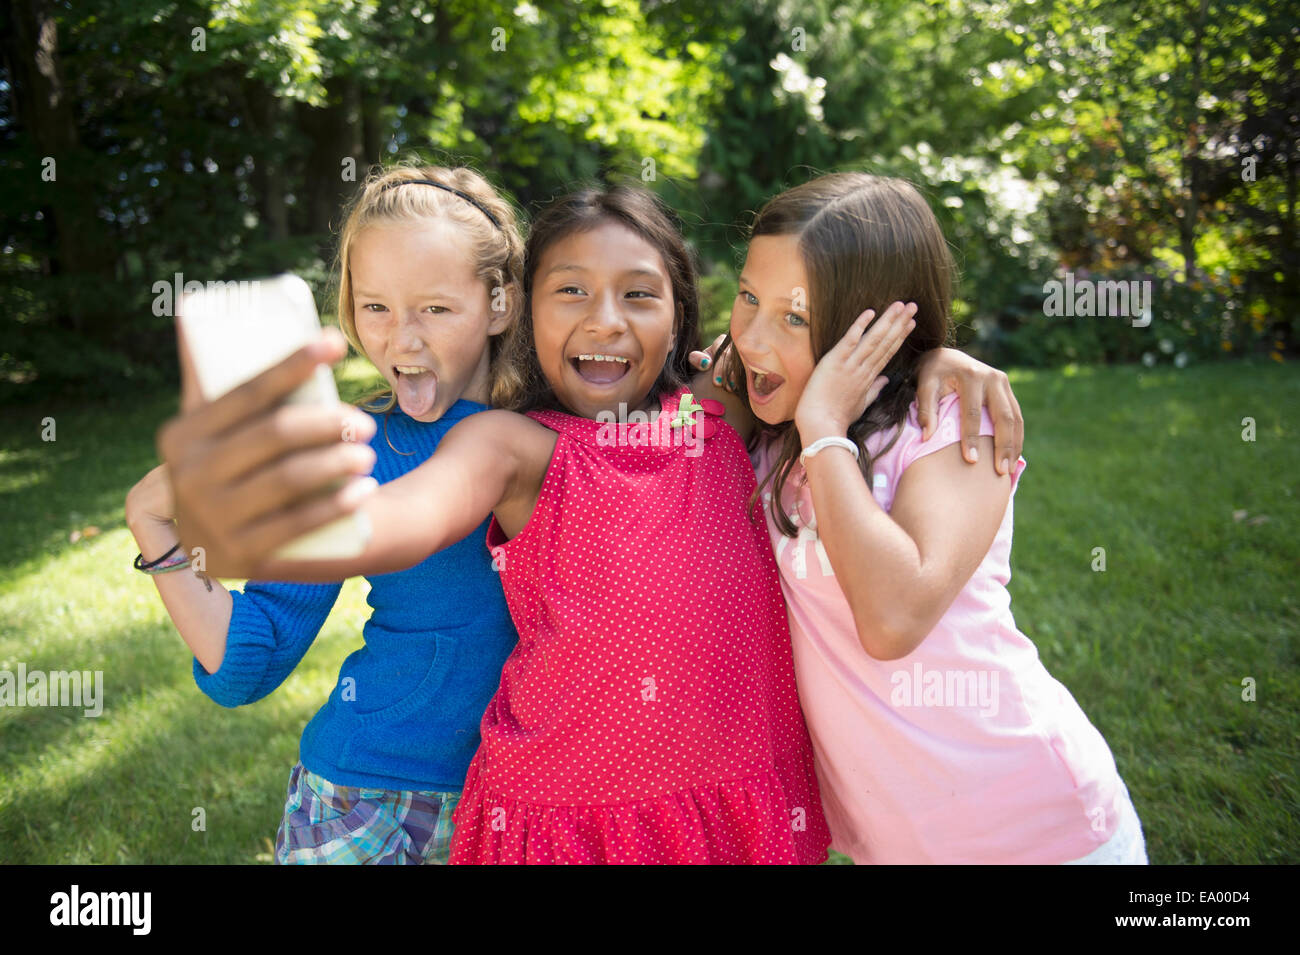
[501,184,702,414]
[720,172,956,537]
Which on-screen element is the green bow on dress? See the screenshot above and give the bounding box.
[670,392,704,429]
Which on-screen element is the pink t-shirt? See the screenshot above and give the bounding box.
[755,393,1126,864]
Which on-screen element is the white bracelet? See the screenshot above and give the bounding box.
[800,436,860,463]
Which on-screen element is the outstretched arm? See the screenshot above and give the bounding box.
[247,410,542,582]
[159,327,542,581]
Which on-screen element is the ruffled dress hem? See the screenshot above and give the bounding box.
[450,758,829,865]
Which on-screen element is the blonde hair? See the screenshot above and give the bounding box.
[333,163,528,412]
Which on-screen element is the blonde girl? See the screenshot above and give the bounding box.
[125,164,524,864]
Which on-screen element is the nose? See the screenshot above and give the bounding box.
[393,308,426,351]
[732,304,771,362]
[582,288,628,338]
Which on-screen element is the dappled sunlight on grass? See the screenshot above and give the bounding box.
[1,359,1296,862]
[1005,359,1297,863]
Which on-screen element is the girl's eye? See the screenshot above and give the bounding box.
[361,303,387,312]
[626,290,656,299]
[557,285,584,295]
[739,290,758,306]
[426,305,449,314]
[786,312,808,328]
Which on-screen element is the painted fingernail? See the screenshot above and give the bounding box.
[700,355,712,369]
[1002,457,1012,475]
[714,375,723,385]
[968,445,979,463]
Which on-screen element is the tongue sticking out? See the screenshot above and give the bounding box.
[575,358,629,385]
[752,371,784,396]
[395,369,437,417]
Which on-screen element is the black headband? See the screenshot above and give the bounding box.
[381,178,503,229]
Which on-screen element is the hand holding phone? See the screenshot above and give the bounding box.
[171,275,373,565]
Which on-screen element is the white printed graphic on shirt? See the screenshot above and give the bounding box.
[872,472,889,507]
[766,490,834,580]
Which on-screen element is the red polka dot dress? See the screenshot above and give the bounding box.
[448,387,831,864]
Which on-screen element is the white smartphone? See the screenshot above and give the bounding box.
[177,273,371,561]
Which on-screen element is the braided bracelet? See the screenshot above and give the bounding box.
[134,543,181,571]
[141,553,193,575]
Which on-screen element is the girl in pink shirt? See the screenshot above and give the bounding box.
[718,172,1147,864]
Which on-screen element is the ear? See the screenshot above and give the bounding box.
[669,300,683,354]
[487,284,516,336]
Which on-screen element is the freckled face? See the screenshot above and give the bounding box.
[531,221,677,420]
[729,234,816,425]
[350,222,509,421]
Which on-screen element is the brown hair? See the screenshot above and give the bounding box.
[333,163,528,412]
[507,183,701,414]
[725,172,955,537]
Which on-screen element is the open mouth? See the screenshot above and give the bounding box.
[393,364,438,417]
[571,353,632,386]
[749,367,786,402]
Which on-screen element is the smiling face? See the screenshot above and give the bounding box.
[350,221,510,421]
[729,233,817,426]
[530,220,677,420]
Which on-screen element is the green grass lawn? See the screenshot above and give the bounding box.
[0,357,1296,863]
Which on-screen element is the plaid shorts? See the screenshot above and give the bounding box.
[274,762,461,865]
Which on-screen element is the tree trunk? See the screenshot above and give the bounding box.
[1179,0,1209,279]
[243,80,291,242]
[297,74,366,241]
[1,0,115,329]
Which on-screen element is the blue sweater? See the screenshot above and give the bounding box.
[192,399,517,792]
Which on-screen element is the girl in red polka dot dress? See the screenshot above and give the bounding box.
[161,185,1016,864]
[445,188,830,863]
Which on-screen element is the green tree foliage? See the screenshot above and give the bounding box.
[1,0,1294,397]
[0,0,731,398]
